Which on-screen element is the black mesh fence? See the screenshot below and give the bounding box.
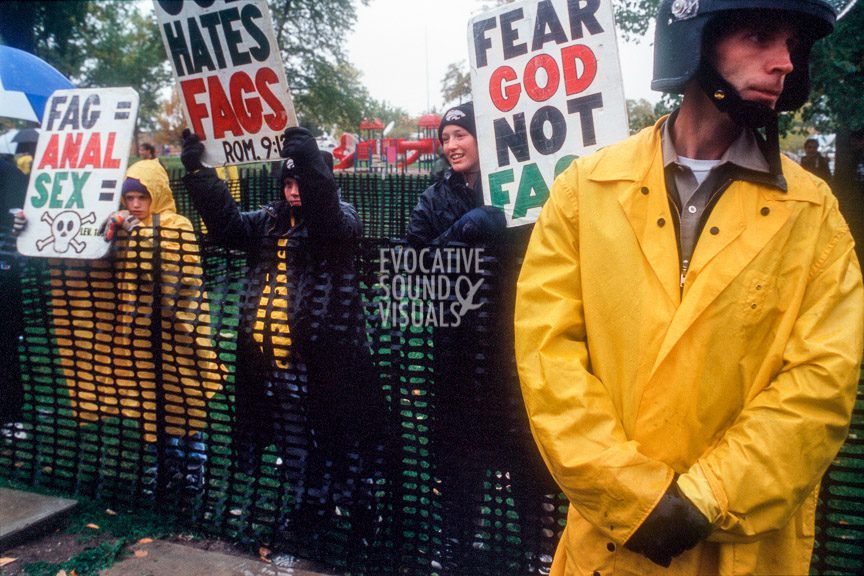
[0,169,862,575]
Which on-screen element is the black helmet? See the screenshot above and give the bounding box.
[652,0,836,112]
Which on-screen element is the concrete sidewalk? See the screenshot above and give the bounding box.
[102,540,331,576]
[0,487,77,550]
[0,487,333,576]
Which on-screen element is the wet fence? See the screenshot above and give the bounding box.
[0,169,862,575]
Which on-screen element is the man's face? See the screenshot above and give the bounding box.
[804,140,819,157]
[710,20,798,109]
[139,145,153,160]
[283,178,301,206]
[123,190,152,221]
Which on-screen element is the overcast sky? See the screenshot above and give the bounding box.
[345,0,659,117]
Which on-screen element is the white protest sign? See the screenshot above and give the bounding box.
[153,0,297,166]
[17,87,139,259]
[468,0,628,227]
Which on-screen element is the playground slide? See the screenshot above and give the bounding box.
[396,139,436,170]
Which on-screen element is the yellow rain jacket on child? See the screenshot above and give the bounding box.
[52,159,224,442]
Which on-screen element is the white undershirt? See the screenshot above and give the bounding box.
[677,155,722,187]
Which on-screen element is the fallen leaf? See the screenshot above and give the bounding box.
[134,550,149,558]
[85,523,100,530]
[105,509,117,515]
[69,571,78,576]
[0,558,16,568]
[138,538,154,544]
[55,571,67,576]
[259,546,271,559]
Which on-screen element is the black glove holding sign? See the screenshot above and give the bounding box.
[180,129,206,173]
[624,482,712,567]
[278,127,339,221]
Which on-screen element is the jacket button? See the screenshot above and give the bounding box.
[761,207,770,216]
[657,217,666,227]
[640,187,649,195]
[607,542,616,552]
[593,572,601,576]
[710,226,719,235]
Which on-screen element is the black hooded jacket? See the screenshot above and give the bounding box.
[182,167,382,460]
[406,169,483,246]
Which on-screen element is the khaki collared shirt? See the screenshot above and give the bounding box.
[661,117,776,276]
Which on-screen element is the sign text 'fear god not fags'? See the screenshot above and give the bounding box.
[17,87,139,259]
[469,0,628,227]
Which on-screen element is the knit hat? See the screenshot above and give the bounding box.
[121,176,149,197]
[279,157,297,183]
[438,101,475,143]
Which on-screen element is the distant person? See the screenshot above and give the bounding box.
[139,142,157,160]
[800,137,832,183]
[1,157,29,435]
[15,142,35,175]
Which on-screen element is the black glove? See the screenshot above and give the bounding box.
[279,127,322,169]
[452,206,506,243]
[180,128,205,173]
[278,127,336,213]
[624,483,712,567]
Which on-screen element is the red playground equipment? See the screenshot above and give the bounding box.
[331,115,441,173]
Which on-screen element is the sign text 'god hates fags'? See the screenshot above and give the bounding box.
[469,0,628,226]
[154,0,296,166]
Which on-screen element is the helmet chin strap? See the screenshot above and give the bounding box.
[697,63,782,176]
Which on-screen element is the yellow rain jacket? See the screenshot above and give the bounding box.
[53,159,224,442]
[515,118,863,576]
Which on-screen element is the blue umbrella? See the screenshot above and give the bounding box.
[0,45,74,123]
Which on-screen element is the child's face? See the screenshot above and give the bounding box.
[123,190,152,220]
[283,178,301,206]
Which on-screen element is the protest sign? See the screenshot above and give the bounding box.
[154,0,297,166]
[468,0,628,227]
[17,87,139,259]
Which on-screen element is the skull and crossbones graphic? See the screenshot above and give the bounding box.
[36,211,97,254]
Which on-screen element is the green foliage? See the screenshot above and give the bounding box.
[0,1,171,133]
[269,0,374,129]
[806,3,864,133]
[0,479,186,576]
[76,2,172,132]
[612,0,658,41]
[441,61,472,108]
[362,100,415,138]
[0,1,89,76]
[626,98,656,133]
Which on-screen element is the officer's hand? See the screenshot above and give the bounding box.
[181,128,205,173]
[624,483,711,567]
[100,210,140,242]
[453,206,506,243]
[11,209,27,236]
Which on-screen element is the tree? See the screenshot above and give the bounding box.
[441,61,472,107]
[0,1,170,137]
[613,0,864,260]
[76,2,172,134]
[627,99,657,133]
[154,88,186,149]
[0,1,89,78]
[2,1,375,133]
[268,0,374,129]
